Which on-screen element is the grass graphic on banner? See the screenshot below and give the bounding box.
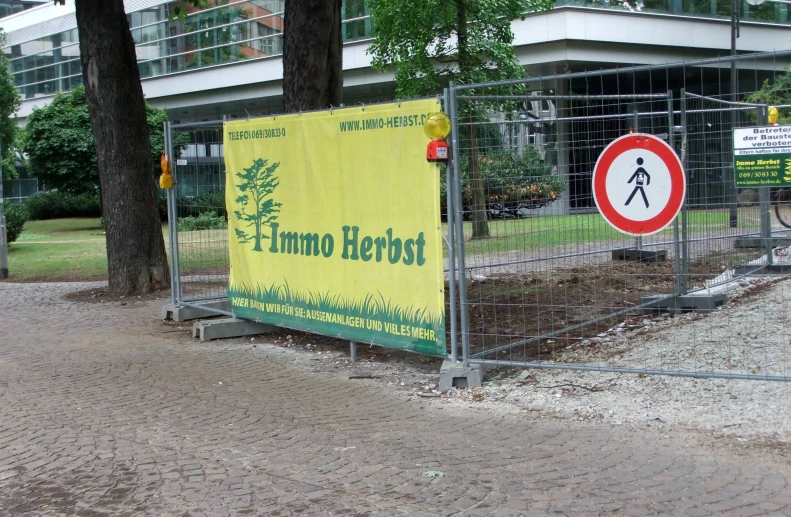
[233,158,282,252]
[228,282,445,356]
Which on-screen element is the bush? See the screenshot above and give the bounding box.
[178,212,226,231]
[158,196,168,222]
[24,191,102,220]
[439,147,566,219]
[177,190,227,218]
[193,190,226,217]
[474,148,565,209]
[3,204,29,243]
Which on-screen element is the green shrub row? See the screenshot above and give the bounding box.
[24,191,102,220]
[178,190,227,218]
[178,212,226,231]
[157,190,227,222]
[3,204,29,243]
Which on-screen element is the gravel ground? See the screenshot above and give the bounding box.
[438,275,791,445]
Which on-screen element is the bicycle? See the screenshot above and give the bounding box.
[774,187,791,229]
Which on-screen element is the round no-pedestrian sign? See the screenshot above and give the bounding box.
[593,133,686,236]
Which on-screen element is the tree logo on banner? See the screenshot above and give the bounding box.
[233,158,282,252]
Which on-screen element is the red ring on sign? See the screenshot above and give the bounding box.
[592,133,686,236]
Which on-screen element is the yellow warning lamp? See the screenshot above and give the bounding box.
[159,151,173,189]
[769,106,780,126]
[424,112,451,162]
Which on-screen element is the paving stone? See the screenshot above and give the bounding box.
[0,282,789,516]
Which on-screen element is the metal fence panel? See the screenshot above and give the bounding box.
[164,51,791,378]
[450,53,791,381]
[2,179,39,205]
[167,122,230,306]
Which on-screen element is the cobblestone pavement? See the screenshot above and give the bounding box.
[1,282,790,517]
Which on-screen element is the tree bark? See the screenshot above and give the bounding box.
[75,0,169,295]
[283,0,342,112]
[455,0,489,238]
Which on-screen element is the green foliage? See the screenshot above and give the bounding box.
[158,196,168,221]
[3,203,28,243]
[475,148,565,207]
[0,32,21,181]
[440,147,565,216]
[23,191,102,220]
[23,87,174,194]
[367,0,553,98]
[233,158,282,252]
[746,70,791,124]
[178,212,226,231]
[178,190,227,218]
[171,0,211,21]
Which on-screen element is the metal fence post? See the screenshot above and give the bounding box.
[679,89,690,294]
[756,104,774,265]
[632,107,643,252]
[164,121,177,306]
[0,134,8,280]
[444,87,459,363]
[165,121,183,302]
[668,92,683,295]
[449,82,471,367]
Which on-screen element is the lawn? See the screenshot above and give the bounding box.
[448,209,761,257]
[2,209,763,282]
[8,218,108,282]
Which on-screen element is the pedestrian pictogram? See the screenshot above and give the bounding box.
[593,133,685,236]
[625,157,651,208]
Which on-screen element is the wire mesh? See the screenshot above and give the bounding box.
[451,56,791,381]
[1,179,40,205]
[170,123,230,304]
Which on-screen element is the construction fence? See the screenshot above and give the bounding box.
[2,178,40,205]
[165,50,791,382]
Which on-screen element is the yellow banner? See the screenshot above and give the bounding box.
[224,100,446,356]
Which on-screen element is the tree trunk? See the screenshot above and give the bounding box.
[283,0,342,112]
[456,0,489,238]
[75,0,169,295]
[467,124,490,239]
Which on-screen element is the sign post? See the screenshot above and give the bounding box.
[593,133,686,240]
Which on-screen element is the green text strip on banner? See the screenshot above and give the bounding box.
[224,100,446,357]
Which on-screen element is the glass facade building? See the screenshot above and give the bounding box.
[3,0,372,100]
[2,0,788,101]
[0,0,47,19]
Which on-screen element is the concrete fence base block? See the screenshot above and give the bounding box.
[439,360,484,391]
[641,293,727,314]
[162,300,231,322]
[612,248,668,262]
[193,318,277,342]
[733,237,791,249]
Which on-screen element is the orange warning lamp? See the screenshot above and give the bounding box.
[424,112,451,162]
[769,106,780,125]
[159,151,173,189]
